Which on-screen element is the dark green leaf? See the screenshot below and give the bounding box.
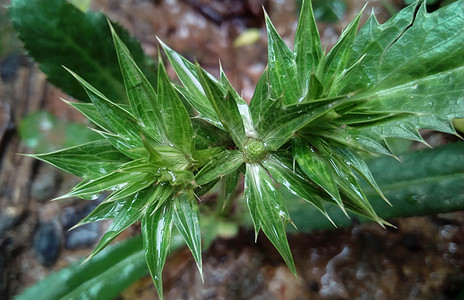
[249,68,272,126]
[195,150,244,185]
[142,200,173,300]
[322,7,364,94]
[30,139,130,179]
[173,191,203,278]
[157,59,194,155]
[10,0,154,102]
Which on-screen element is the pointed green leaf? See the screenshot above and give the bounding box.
[265,11,301,105]
[65,68,145,150]
[192,118,231,149]
[84,187,153,262]
[110,23,164,144]
[294,0,322,89]
[195,150,244,186]
[335,147,389,204]
[196,65,247,148]
[293,138,342,209]
[249,68,272,126]
[173,191,203,277]
[159,40,223,128]
[245,163,296,274]
[30,139,130,179]
[95,129,147,160]
[322,6,364,94]
[259,95,356,150]
[105,178,156,203]
[57,165,151,200]
[71,199,128,230]
[65,101,113,132]
[142,200,173,300]
[219,67,256,136]
[262,154,335,225]
[157,59,194,155]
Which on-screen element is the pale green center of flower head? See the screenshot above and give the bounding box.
[244,138,267,162]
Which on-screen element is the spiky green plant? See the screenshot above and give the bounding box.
[28,0,464,298]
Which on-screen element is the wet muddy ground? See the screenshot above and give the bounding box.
[1,0,464,299]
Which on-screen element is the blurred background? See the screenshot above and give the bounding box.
[1,0,463,299]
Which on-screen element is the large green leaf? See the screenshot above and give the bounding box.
[342,1,464,151]
[142,200,173,300]
[9,0,154,102]
[244,163,296,275]
[29,139,130,179]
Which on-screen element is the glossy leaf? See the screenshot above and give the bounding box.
[335,147,389,204]
[292,138,342,211]
[244,163,296,275]
[294,0,322,91]
[142,200,173,300]
[71,199,128,230]
[10,0,154,102]
[110,23,164,144]
[66,68,146,155]
[30,139,130,179]
[195,150,244,186]
[265,11,300,105]
[192,118,231,150]
[342,2,464,150]
[249,68,272,126]
[173,191,203,278]
[196,65,247,148]
[159,40,223,128]
[322,6,364,93]
[157,59,194,155]
[56,164,151,200]
[262,154,334,225]
[84,187,154,262]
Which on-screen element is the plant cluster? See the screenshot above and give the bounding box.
[25,0,464,298]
